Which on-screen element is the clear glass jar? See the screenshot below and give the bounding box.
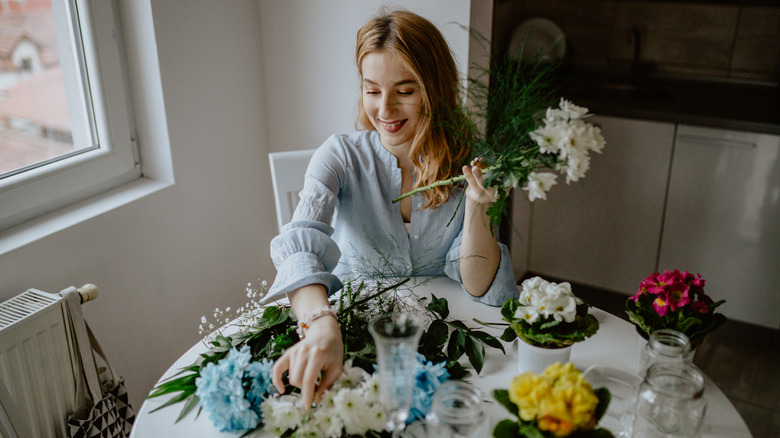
[630,363,707,437]
[423,381,486,437]
[640,329,694,377]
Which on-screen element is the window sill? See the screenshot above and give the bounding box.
[0,177,173,256]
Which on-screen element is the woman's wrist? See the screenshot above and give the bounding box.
[296,306,337,339]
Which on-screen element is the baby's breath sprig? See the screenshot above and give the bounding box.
[198,279,271,342]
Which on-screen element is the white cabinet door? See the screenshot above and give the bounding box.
[528,116,675,294]
[659,125,780,328]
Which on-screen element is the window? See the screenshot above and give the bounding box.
[0,0,139,230]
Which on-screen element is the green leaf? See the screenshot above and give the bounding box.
[493,389,519,418]
[594,387,611,422]
[493,419,521,438]
[427,294,449,319]
[539,319,561,330]
[445,361,470,380]
[272,333,296,351]
[465,336,485,374]
[445,319,469,331]
[517,423,546,438]
[175,394,201,423]
[501,299,519,321]
[447,330,466,360]
[147,374,198,398]
[501,326,518,342]
[210,334,233,352]
[261,306,290,328]
[149,390,195,414]
[420,319,448,352]
[471,330,506,354]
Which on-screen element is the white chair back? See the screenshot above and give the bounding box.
[269,149,316,232]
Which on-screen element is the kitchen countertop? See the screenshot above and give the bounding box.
[563,75,780,135]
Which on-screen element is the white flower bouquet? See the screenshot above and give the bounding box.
[148,279,503,437]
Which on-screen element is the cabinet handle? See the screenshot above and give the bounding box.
[677,134,756,148]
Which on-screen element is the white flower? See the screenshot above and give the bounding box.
[365,402,389,432]
[522,172,557,201]
[318,389,338,410]
[332,363,369,391]
[519,277,580,323]
[262,394,303,434]
[557,149,591,184]
[360,374,381,403]
[334,388,373,435]
[546,295,578,323]
[529,122,564,155]
[310,406,344,438]
[514,305,540,324]
[558,98,589,120]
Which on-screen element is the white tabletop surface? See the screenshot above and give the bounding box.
[131,277,751,437]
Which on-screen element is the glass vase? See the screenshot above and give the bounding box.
[368,312,423,435]
[629,363,707,437]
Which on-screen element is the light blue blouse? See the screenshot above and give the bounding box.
[268,130,517,306]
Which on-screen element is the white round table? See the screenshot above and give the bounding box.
[131,277,751,437]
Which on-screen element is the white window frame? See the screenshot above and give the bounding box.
[0,0,140,231]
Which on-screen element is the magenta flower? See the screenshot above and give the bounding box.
[627,269,725,348]
[691,301,709,314]
[652,293,670,316]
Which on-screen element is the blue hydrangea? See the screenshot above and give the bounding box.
[246,358,276,415]
[195,345,276,432]
[407,354,450,422]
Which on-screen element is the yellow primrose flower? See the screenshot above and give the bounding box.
[509,372,551,421]
[538,415,575,437]
[510,363,600,436]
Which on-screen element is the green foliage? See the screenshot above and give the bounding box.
[625,295,727,348]
[147,278,506,422]
[393,46,562,232]
[501,298,599,348]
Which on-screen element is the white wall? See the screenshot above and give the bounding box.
[0,0,478,414]
[259,0,473,153]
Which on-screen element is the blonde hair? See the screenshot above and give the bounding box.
[356,9,471,209]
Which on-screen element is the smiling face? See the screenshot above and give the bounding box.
[360,50,422,153]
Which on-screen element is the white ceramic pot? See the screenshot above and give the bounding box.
[516,339,573,374]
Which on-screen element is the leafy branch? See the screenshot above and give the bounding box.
[147,278,506,422]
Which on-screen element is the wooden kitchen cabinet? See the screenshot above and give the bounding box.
[526,116,676,294]
[658,125,780,328]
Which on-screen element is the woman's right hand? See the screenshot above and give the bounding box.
[271,289,344,410]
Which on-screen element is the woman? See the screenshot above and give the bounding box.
[269,9,517,409]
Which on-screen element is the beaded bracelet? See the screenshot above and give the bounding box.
[296,306,337,339]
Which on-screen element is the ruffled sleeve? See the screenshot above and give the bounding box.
[443,229,518,307]
[264,137,347,303]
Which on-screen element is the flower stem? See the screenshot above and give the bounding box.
[473,318,509,327]
[392,164,499,203]
[338,278,410,315]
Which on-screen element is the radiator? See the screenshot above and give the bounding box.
[0,289,77,438]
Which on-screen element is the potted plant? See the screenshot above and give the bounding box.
[493,362,614,437]
[498,277,600,373]
[625,270,726,349]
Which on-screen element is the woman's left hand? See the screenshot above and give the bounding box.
[462,159,499,205]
